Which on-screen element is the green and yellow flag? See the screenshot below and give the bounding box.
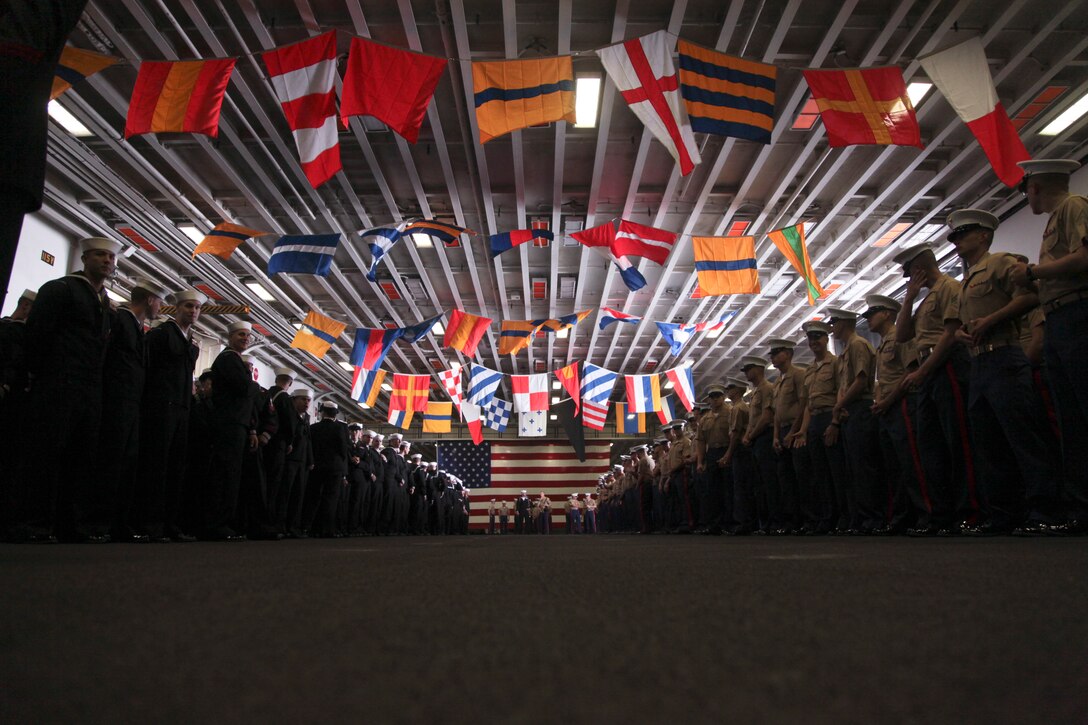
[766,223,824,305]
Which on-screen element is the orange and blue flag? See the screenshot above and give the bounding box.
[422,401,453,433]
[290,310,347,359]
[617,402,646,435]
[52,47,120,100]
[192,222,268,260]
[677,40,776,144]
[498,319,539,355]
[351,367,386,407]
[692,235,761,296]
[472,55,576,143]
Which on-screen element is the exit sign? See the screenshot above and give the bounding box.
[41,250,55,266]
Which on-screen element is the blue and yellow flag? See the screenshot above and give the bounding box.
[616,402,646,436]
[498,319,540,355]
[423,401,453,433]
[290,310,347,359]
[535,309,592,334]
[472,55,576,143]
[692,235,760,296]
[677,40,776,144]
[52,46,121,100]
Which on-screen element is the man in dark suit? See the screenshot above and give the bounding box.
[20,236,120,542]
[137,288,203,542]
[202,320,254,541]
[306,402,350,537]
[102,278,169,542]
[262,367,297,535]
[280,389,313,537]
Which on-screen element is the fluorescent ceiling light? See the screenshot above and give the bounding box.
[575,76,601,128]
[1040,89,1088,136]
[626,414,635,420]
[431,321,444,335]
[549,414,557,421]
[556,327,569,339]
[551,381,561,390]
[338,361,354,371]
[664,380,674,390]
[47,100,92,137]
[551,396,560,404]
[106,288,127,303]
[178,225,204,244]
[292,323,303,330]
[246,281,276,302]
[906,82,933,107]
[359,402,371,409]
[381,382,392,391]
[411,233,433,248]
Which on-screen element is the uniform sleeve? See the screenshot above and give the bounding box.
[1060,196,1088,253]
[938,280,962,324]
[847,339,874,380]
[994,253,1031,299]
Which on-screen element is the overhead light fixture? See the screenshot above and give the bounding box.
[552,381,561,390]
[431,320,444,335]
[292,323,303,330]
[410,233,433,249]
[381,382,392,391]
[338,361,354,371]
[549,414,557,421]
[626,414,635,420]
[906,82,933,107]
[575,76,601,128]
[551,396,560,404]
[359,402,371,409]
[178,225,204,244]
[106,288,127,304]
[47,100,92,137]
[664,380,675,390]
[1040,89,1088,136]
[556,327,569,339]
[246,281,276,302]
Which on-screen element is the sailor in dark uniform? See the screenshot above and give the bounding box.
[347,428,373,536]
[514,490,531,534]
[21,236,120,542]
[362,432,386,535]
[281,389,313,537]
[262,367,297,535]
[408,452,427,534]
[0,288,34,534]
[306,402,350,537]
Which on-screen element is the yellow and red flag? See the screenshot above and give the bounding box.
[389,373,430,412]
[801,66,922,148]
[125,58,236,138]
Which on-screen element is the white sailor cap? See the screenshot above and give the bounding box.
[131,277,171,300]
[705,382,727,397]
[863,295,901,317]
[825,307,859,324]
[387,432,403,441]
[79,236,124,255]
[274,367,294,379]
[172,289,208,305]
[767,338,796,353]
[410,453,422,460]
[319,401,338,413]
[361,429,376,438]
[725,377,749,391]
[802,320,832,336]
[946,209,999,241]
[290,388,312,398]
[372,433,385,442]
[428,461,437,468]
[739,355,768,370]
[1017,159,1080,188]
[892,244,935,277]
[19,289,36,302]
[227,321,252,334]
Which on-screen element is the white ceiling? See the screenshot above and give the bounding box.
[39,0,1088,423]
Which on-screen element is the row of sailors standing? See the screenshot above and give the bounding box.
[593,159,1087,536]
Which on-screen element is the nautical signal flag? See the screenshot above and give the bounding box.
[570,221,616,248]
[489,228,554,258]
[595,248,648,292]
[677,39,776,144]
[125,58,236,138]
[692,235,760,296]
[801,66,922,149]
[918,37,1031,187]
[439,367,464,415]
[402,219,473,248]
[535,310,593,334]
[510,373,550,413]
[655,322,697,357]
[656,395,678,426]
[261,31,341,188]
[767,223,824,305]
[665,366,696,411]
[582,400,609,430]
[399,313,446,343]
[351,367,386,407]
[498,319,540,355]
[340,37,447,144]
[360,224,406,282]
[461,402,485,445]
[390,373,430,412]
[443,309,492,357]
[267,233,340,277]
[616,402,646,435]
[191,222,268,260]
[471,55,576,143]
[581,364,618,405]
[467,364,503,406]
[598,307,641,330]
[52,47,120,100]
[483,398,512,433]
[614,220,677,266]
[597,30,701,176]
[555,362,581,415]
[625,373,662,414]
[388,408,414,430]
[422,401,453,434]
[290,310,347,359]
[518,411,547,438]
[350,328,403,370]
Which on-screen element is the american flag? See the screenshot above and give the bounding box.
[437,440,609,531]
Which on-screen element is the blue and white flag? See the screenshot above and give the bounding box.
[483,398,512,433]
[656,395,677,425]
[361,224,406,282]
[655,321,697,356]
[598,306,641,330]
[581,363,618,405]
[267,233,341,277]
[399,312,445,343]
[467,363,503,406]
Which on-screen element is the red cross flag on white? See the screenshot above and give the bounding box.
[597,30,701,176]
[510,373,550,413]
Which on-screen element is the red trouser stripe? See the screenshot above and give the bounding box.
[944,361,979,513]
[900,396,932,513]
[1032,368,1062,441]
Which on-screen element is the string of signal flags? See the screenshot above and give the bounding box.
[57,27,1028,189]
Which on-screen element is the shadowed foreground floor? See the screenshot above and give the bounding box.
[2,536,1086,724]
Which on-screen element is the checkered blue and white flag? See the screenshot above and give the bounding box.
[483,398,512,433]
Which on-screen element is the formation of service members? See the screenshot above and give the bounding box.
[3,158,1086,541]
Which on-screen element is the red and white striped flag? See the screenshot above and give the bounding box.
[597,30,701,176]
[582,400,609,430]
[262,32,341,188]
[615,219,678,266]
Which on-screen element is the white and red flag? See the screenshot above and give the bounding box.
[597,30,701,176]
[511,373,550,413]
[581,400,609,430]
[438,366,464,419]
[919,37,1031,187]
[262,31,341,188]
[615,219,677,266]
